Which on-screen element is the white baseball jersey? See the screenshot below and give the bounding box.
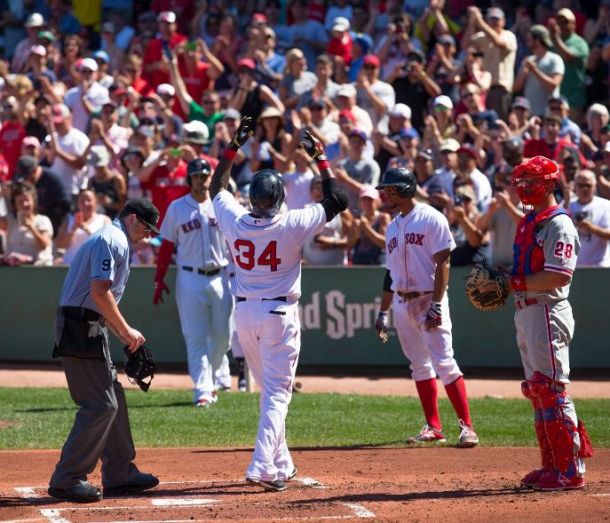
[385,203,455,292]
[160,194,230,270]
[213,191,326,299]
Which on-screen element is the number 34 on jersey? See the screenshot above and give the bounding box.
[234,240,282,271]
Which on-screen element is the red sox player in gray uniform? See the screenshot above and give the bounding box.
[375,168,479,448]
[509,156,592,491]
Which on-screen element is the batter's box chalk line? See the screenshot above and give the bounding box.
[21,478,375,522]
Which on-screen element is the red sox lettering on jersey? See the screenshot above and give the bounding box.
[385,204,453,292]
[181,218,201,233]
[158,193,232,406]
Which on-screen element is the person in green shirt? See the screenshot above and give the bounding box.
[549,8,589,121]
[166,47,224,140]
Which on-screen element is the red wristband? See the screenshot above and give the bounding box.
[224,148,237,161]
[316,159,330,170]
[511,275,527,291]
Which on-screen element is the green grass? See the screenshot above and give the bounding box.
[0,388,609,449]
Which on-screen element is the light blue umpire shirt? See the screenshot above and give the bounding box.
[59,218,132,311]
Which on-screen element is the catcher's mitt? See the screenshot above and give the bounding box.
[124,345,156,392]
[465,263,511,312]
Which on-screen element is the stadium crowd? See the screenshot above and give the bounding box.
[0,0,609,268]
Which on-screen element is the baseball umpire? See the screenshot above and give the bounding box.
[48,199,160,502]
[374,168,479,448]
[154,158,233,407]
[210,117,348,492]
[509,156,592,490]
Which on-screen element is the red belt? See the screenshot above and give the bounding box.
[515,298,538,310]
[397,291,432,300]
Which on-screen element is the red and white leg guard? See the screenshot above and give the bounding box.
[528,372,589,477]
[521,380,554,485]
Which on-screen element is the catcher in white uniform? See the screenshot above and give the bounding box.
[154,159,233,407]
[210,118,348,492]
[375,168,479,448]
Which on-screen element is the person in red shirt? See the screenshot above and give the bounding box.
[139,143,189,225]
[121,54,154,96]
[524,112,575,162]
[151,0,195,36]
[143,11,187,89]
[175,39,224,120]
[0,97,26,178]
[327,17,353,65]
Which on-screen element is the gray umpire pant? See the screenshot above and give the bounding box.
[49,344,139,489]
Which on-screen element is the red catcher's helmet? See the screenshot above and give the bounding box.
[512,156,559,206]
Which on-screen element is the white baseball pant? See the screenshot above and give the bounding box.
[234,298,299,482]
[393,293,462,385]
[175,268,233,403]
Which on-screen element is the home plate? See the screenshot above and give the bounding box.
[151,498,219,506]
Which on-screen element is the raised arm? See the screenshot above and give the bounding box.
[300,128,348,222]
[210,116,254,200]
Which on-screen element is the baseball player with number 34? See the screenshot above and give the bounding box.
[374,168,479,448]
[210,117,348,492]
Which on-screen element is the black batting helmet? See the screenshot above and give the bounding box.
[249,169,285,218]
[376,168,416,198]
[186,158,211,186]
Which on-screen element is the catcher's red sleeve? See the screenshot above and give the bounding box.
[154,239,175,283]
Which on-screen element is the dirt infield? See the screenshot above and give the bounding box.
[2,362,610,398]
[1,447,609,522]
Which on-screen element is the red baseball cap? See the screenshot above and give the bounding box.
[363,54,381,68]
[458,144,478,160]
[252,13,268,24]
[237,58,256,70]
[338,109,356,123]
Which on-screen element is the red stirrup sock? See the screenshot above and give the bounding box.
[444,376,472,427]
[415,378,441,429]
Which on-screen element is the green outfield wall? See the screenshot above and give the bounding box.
[1,266,608,368]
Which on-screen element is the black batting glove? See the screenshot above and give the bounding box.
[300,128,326,161]
[229,116,254,150]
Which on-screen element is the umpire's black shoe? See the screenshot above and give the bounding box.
[103,473,159,497]
[48,482,102,503]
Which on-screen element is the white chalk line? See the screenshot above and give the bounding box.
[39,509,70,523]
[340,502,376,518]
[14,487,40,498]
[293,476,327,489]
[21,476,375,522]
[151,498,219,506]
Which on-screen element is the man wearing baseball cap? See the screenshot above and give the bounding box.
[513,25,564,117]
[28,44,57,87]
[548,8,589,120]
[48,198,160,503]
[64,58,110,132]
[0,96,26,177]
[523,111,575,162]
[356,54,395,133]
[336,129,380,216]
[48,103,90,199]
[547,96,581,145]
[467,6,517,120]
[335,83,373,135]
[142,10,187,88]
[154,157,233,407]
[12,12,45,72]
